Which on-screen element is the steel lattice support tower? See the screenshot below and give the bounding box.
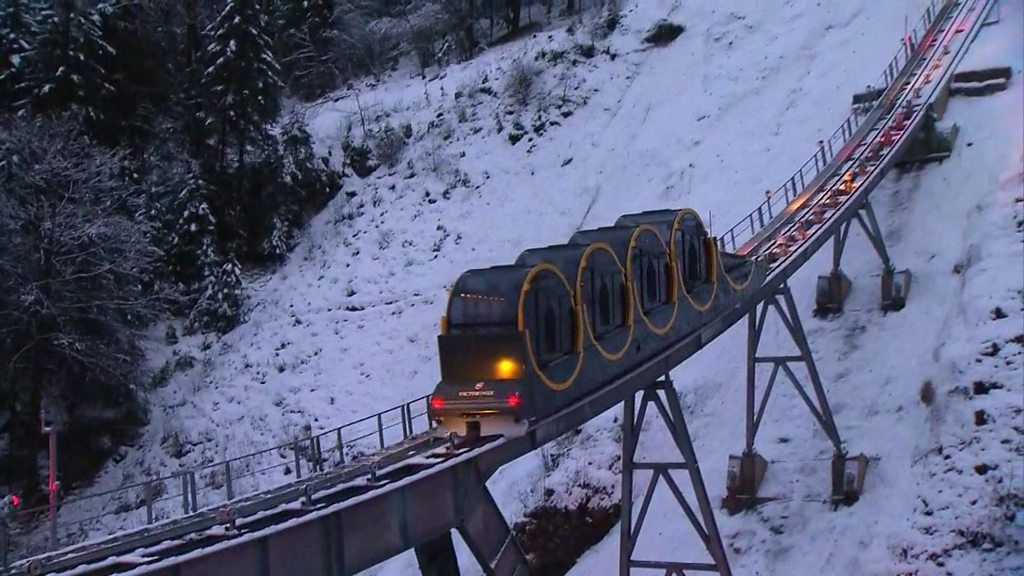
[725,283,868,513]
[619,377,731,575]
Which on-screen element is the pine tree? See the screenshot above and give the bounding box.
[23,0,115,125]
[199,0,283,257]
[280,115,341,215]
[273,0,338,100]
[0,0,36,110]
[169,166,246,333]
[262,213,295,262]
[89,0,177,149]
[189,254,245,333]
[168,167,219,300]
[201,0,282,169]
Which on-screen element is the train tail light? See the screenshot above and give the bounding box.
[429,396,445,410]
[10,494,20,507]
[507,393,521,408]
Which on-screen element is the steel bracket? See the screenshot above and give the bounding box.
[831,453,869,505]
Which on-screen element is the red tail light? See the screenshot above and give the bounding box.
[507,393,521,408]
[429,396,445,410]
[10,494,20,507]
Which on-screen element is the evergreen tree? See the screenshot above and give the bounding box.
[23,0,114,126]
[0,0,36,110]
[273,0,339,100]
[189,254,244,333]
[201,0,281,169]
[280,115,341,215]
[90,0,177,150]
[200,0,283,256]
[262,213,295,262]
[168,167,219,299]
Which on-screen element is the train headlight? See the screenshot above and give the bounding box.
[494,358,522,380]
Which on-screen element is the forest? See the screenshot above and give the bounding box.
[0,0,592,504]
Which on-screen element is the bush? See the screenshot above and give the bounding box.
[504,59,541,107]
[591,0,621,40]
[370,124,407,167]
[643,19,685,46]
[514,499,621,575]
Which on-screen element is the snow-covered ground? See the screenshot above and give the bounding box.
[30,0,1021,573]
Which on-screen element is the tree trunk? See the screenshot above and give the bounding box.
[462,0,477,58]
[184,0,200,70]
[506,0,522,32]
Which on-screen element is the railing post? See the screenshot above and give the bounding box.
[144,481,155,525]
[181,472,190,515]
[756,205,765,228]
[1,519,9,570]
[189,472,198,513]
[377,413,385,450]
[336,429,346,466]
[293,442,303,480]
[425,397,434,429]
[402,405,410,439]
[313,436,324,473]
[225,461,235,501]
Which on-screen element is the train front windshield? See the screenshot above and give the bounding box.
[442,290,524,383]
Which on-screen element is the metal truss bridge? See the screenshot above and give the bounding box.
[0,0,997,574]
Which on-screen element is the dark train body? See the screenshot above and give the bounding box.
[428,208,766,437]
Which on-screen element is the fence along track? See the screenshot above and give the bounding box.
[0,0,995,573]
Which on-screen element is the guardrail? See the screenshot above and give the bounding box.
[3,395,432,566]
[717,0,944,254]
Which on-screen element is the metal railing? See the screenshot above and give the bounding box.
[717,0,945,254]
[3,395,432,566]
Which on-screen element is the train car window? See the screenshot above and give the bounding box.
[542,305,558,358]
[639,253,671,312]
[664,260,674,301]
[533,287,575,363]
[645,259,658,308]
[449,291,515,331]
[598,281,612,328]
[697,235,708,282]
[686,237,701,286]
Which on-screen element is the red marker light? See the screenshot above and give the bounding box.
[10,494,20,507]
[507,393,521,408]
[429,396,445,410]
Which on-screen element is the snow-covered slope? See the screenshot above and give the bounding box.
[52,0,1021,573]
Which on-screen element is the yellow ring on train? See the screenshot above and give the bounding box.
[518,263,584,391]
[718,242,755,291]
[576,242,634,361]
[627,224,679,336]
[670,210,718,312]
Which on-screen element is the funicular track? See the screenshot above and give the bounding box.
[0,1,996,574]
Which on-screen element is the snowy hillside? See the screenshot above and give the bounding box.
[48,0,1022,573]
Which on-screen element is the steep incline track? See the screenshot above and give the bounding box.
[1,1,995,574]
